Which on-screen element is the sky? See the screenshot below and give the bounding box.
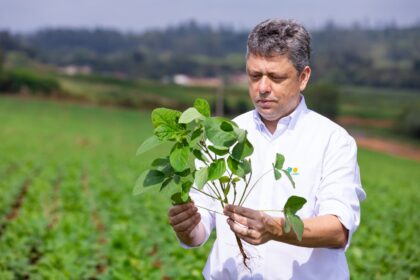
[1,0,419,33]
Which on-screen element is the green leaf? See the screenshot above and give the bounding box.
[223,184,231,196]
[274,153,285,169]
[194,98,211,117]
[232,177,241,184]
[144,170,166,187]
[194,167,208,189]
[208,145,229,156]
[231,137,254,161]
[132,169,165,196]
[160,177,173,191]
[179,107,205,124]
[181,181,193,201]
[283,214,291,233]
[220,121,234,132]
[175,168,190,177]
[208,159,226,180]
[289,213,304,241]
[274,168,282,180]
[136,135,163,155]
[152,108,185,141]
[227,157,251,178]
[151,157,169,167]
[282,169,296,188]
[169,142,190,172]
[284,196,307,214]
[190,127,203,146]
[203,117,237,148]
[171,192,191,205]
[233,127,246,141]
[219,176,230,183]
[192,149,207,163]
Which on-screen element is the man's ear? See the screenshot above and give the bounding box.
[299,66,311,92]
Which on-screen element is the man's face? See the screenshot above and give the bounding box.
[246,54,311,122]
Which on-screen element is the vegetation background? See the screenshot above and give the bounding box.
[0,2,419,279]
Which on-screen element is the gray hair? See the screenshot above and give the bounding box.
[247,19,311,73]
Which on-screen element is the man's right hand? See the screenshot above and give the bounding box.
[168,201,204,246]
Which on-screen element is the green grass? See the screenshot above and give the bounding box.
[0,96,419,279]
[340,86,420,120]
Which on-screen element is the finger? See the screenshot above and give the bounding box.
[169,205,198,226]
[225,212,255,228]
[226,218,250,236]
[168,202,194,217]
[173,212,200,232]
[236,232,259,246]
[178,214,201,234]
[224,204,259,220]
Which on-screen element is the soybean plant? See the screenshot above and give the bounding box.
[134,99,306,268]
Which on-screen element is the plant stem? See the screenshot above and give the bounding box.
[240,168,272,206]
[195,204,225,216]
[192,187,221,201]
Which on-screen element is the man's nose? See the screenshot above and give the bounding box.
[258,76,271,94]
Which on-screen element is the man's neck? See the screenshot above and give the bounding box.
[261,96,301,135]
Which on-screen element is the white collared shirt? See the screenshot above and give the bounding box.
[182,96,366,280]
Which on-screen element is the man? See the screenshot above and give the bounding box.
[168,19,366,279]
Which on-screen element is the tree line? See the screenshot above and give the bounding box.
[1,21,420,88]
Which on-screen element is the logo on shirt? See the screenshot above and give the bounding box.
[286,167,299,176]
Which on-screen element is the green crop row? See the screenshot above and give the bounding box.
[0,96,419,279]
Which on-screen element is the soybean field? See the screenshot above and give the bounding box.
[0,96,419,279]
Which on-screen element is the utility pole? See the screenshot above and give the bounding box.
[215,75,227,116]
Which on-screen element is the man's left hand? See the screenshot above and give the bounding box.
[223,204,284,245]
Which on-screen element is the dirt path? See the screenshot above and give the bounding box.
[354,135,420,161]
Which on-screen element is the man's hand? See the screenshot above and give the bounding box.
[223,204,283,245]
[224,204,349,248]
[168,201,205,247]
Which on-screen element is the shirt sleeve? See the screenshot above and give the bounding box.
[178,183,217,249]
[314,130,366,251]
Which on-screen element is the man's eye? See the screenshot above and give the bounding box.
[249,74,261,80]
[270,76,284,83]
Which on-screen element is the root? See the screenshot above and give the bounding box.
[235,234,251,272]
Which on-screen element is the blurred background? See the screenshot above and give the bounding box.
[0,0,419,279]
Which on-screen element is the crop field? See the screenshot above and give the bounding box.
[0,96,419,279]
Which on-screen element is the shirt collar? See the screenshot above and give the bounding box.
[252,94,308,137]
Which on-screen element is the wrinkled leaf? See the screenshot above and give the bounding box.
[169,142,190,172]
[194,167,208,189]
[284,196,307,214]
[194,98,211,117]
[152,108,185,141]
[136,135,163,155]
[274,153,285,170]
[179,107,205,124]
[203,118,237,148]
[208,159,226,180]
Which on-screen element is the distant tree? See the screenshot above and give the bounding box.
[304,82,340,120]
